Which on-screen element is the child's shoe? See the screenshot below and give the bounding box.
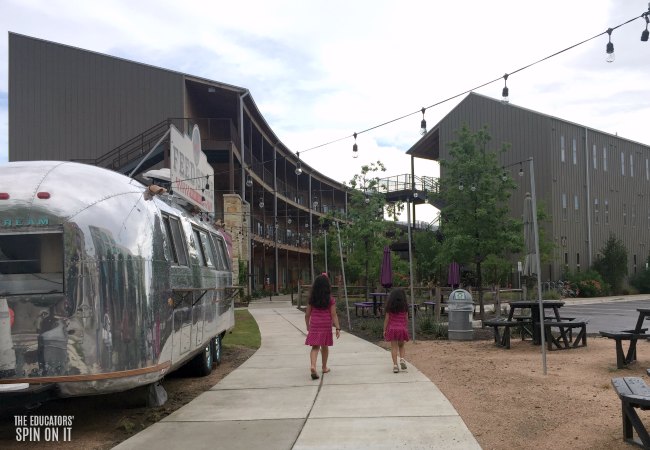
[393,365,399,373]
[400,358,407,370]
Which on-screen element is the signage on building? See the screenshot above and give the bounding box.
[170,124,214,213]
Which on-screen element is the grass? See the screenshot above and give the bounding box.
[223,309,261,349]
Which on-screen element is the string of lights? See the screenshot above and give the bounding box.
[162,6,649,189]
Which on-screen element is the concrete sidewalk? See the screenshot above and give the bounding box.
[114,298,480,449]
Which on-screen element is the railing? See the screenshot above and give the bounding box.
[376,174,438,194]
[75,117,240,174]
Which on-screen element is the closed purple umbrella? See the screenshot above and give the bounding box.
[448,261,460,288]
[380,246,393,289]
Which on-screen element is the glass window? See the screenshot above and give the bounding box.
[630,154,634,178]
[646,159,649,181]
[605,200,609,224]
[621,151,625,176]
[633,204,637,226]
[562,193,567,220]
[594,198,599,224]
[213,234,232,271]
[209,233,227,270]
[560,136,565,162]
[593,144,597,169]
[198,230,215,267]
[167,216,188,266]
[192,229,206,266]
[572,138,577,164]
[574,194,579,222]
[603,147,608,171]
[0,233,63,295]
[623,204,627,226]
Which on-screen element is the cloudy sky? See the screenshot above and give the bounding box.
[1,0,649,222]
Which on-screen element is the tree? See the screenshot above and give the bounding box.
[433,125,523,320]
[592,233,628,295]
[334,162,393,298]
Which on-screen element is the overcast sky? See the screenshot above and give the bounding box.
[1,0,649,222]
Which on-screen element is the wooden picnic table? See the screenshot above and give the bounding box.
[600,308,650,368]
[369,292,389,317]
[508,300,565,345]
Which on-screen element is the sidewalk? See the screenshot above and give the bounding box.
[114,297,480,449]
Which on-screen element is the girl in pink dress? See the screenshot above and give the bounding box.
[383,288,410,373]
[305,274,341,379]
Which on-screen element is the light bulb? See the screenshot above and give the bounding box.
[353,143,358,158]
[502,86,509,104]
[458,183,464,191]
[259,200,264,208]
[246,175,253,187]
[295,164,302,176]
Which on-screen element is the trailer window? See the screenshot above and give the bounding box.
[198,230,215,267]
[209,233,226,270]
[212,234,231,271]
[0,233,63,295]
[163,215,188,266]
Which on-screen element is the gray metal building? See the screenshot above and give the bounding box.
[408,92,650,282]
[7,33,350,292]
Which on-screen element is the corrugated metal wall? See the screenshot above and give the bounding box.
[434,93,650,281]
[8,33,184,161]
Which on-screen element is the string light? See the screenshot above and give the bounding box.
[502,74,509,103]
[352,132,358,158]
[606,28,615,62]
[519,163,524,177]
[246,174,253,187]
[419,108,427,135]
[295,152,303,175]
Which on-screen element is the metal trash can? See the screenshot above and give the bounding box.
[448,289,474,341]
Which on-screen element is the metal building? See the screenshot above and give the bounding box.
[8,33,349,293]
[408,92,650,282]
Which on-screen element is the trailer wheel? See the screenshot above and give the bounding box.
[212,334,222,367]
[190,341,213,376]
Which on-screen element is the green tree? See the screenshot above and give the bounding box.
[335,162,393,298]
[592,233,628,295]
[433,125,523,320]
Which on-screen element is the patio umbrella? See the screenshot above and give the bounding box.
[447,261,460,289]
[380,246,393,289]
[522,193,538,280]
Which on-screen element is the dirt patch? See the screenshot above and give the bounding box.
[395,336,650,450]
[0,345,256,449]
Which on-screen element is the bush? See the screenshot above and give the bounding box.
[565,270,607,297]
[630,270,650,294]
[417,314,448,339]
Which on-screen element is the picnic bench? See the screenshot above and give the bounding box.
[483,318,532,349]
[543,317,588,350]
[599,329,650,369]
[611,376,650,447]
[354,302,376,317]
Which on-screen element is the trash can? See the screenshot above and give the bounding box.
[448,289,474,341]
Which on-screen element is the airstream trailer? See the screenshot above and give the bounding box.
[0,161,235,402]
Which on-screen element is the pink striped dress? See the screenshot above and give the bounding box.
[385,311,410,342]
[305,297,335,346]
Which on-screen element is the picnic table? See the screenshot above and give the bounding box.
[600,308,650,368]
[508,300,565,345]
[369,292,389,317]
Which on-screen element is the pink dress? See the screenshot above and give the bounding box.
[385,311,410,342]
[305,297,335,346]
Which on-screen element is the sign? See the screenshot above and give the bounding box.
[170,124,214,213]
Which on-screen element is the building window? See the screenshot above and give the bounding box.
[577,253,580,272]
[646,159,649,181]
[562,193,567,220]
[564,252,568,265]
[634,254,637,274]
[623,203,627,225]
[572,138,577,164]
[603,147,608,171]
[633,204,637,226]
[561,136,565,162]
[630,154,634,178]
[621,151,625,176]
[574,194,579,222]
[593,144,597,169]
[605,200,609,224]
[594,198,599,224]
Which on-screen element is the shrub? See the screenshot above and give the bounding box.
[417,314,448,339]
[565,270,607,297]
[630,269,650,294]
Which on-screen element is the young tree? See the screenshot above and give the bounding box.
[336,162,392,298]
[433,125,523,320]
[593,233,628,294]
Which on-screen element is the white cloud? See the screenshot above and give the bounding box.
[1,0,648,205]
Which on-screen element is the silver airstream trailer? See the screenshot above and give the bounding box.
[0,161,235,401]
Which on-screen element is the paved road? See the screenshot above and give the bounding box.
[560,298,650,335]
